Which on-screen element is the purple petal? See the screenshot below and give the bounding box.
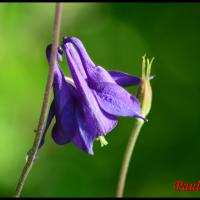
[63,37,95,69]
[108,70,141,87]
[46,44,68,96]
[93,82,144,119]
[71,105,97,155]
[56,95,77,141]
[52,123,71,145]
[39,100,55,148]
[87,65,116,88]
[46,44,78,117]
[46,44,79,145]
[53,78,77,114]
[63,37,116,86]
[46,44,63,63]
[63,43,118,136]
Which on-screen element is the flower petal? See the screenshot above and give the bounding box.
[93,82,144,119]
[52,123,71,145]
[56,95,77,140]
[71,105,97,155]
[87,65,116,88]
[63,37,116,86]
[108,70,141,87]
[46,44,79,145]
[39,100,55,148]
[63,37,95,69]
[46,44,63,62]
[63,42,118,136]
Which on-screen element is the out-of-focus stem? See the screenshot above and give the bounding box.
[15,3,62,197]
[116,119,144,197]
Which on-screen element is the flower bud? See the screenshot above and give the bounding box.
[137,55,154,118]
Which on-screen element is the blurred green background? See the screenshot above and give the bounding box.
[0,2,200,197]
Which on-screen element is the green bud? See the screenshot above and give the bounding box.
[137,55,154,118]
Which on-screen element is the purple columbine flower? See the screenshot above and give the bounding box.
[62,37,144,119]
[41,37,145,155]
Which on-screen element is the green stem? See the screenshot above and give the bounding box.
[116,119,144,197]
[15,3,62,197]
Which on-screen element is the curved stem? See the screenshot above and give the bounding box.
[15,3,62,197]
[116,119,144,197]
